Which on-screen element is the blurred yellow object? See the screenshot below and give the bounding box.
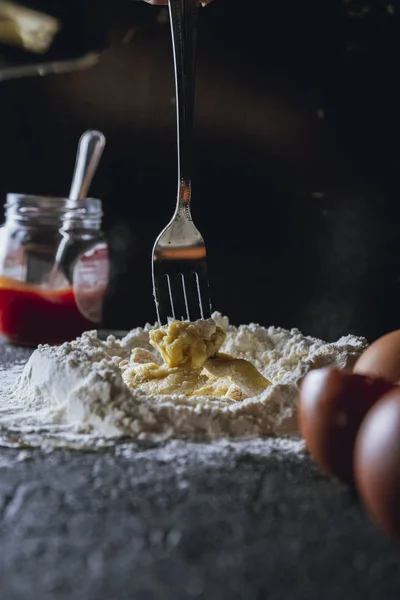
[0,1,60,54]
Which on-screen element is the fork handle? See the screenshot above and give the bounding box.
[169,0,199,216]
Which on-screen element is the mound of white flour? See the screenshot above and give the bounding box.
[1,313,367,443]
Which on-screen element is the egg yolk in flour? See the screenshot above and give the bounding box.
[118,319,271,401]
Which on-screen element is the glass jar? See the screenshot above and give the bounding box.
[0,194,109,346]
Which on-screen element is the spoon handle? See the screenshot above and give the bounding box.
[69,130,106,201]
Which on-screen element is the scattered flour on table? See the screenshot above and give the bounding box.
[0,313,367,450]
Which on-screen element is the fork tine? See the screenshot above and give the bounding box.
[181,272,202,321]
[183,265,212,321]
[153,270,174,324]
[197,273,212,320]
[168,273,189,321]
[186,275,204,321]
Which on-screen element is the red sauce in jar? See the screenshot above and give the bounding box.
[0,275,101,346]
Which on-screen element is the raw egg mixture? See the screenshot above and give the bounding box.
[118,319,271,400]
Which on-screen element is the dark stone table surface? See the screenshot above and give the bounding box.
[1,340,400,600]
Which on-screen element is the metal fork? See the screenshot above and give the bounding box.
[151,0,212,325]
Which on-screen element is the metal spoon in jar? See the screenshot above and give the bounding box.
[48,130,106,286]
[68,129,106,202]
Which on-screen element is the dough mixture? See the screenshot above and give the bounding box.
[1,313,368,443]
[119,319,271,401]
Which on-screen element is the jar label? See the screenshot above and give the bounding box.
[72,243,109,323]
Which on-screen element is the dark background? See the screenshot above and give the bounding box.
[0,0,399,342]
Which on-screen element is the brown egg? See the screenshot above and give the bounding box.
[298,368,395,483]
[354,388,400,538]
[354,329,400,382]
